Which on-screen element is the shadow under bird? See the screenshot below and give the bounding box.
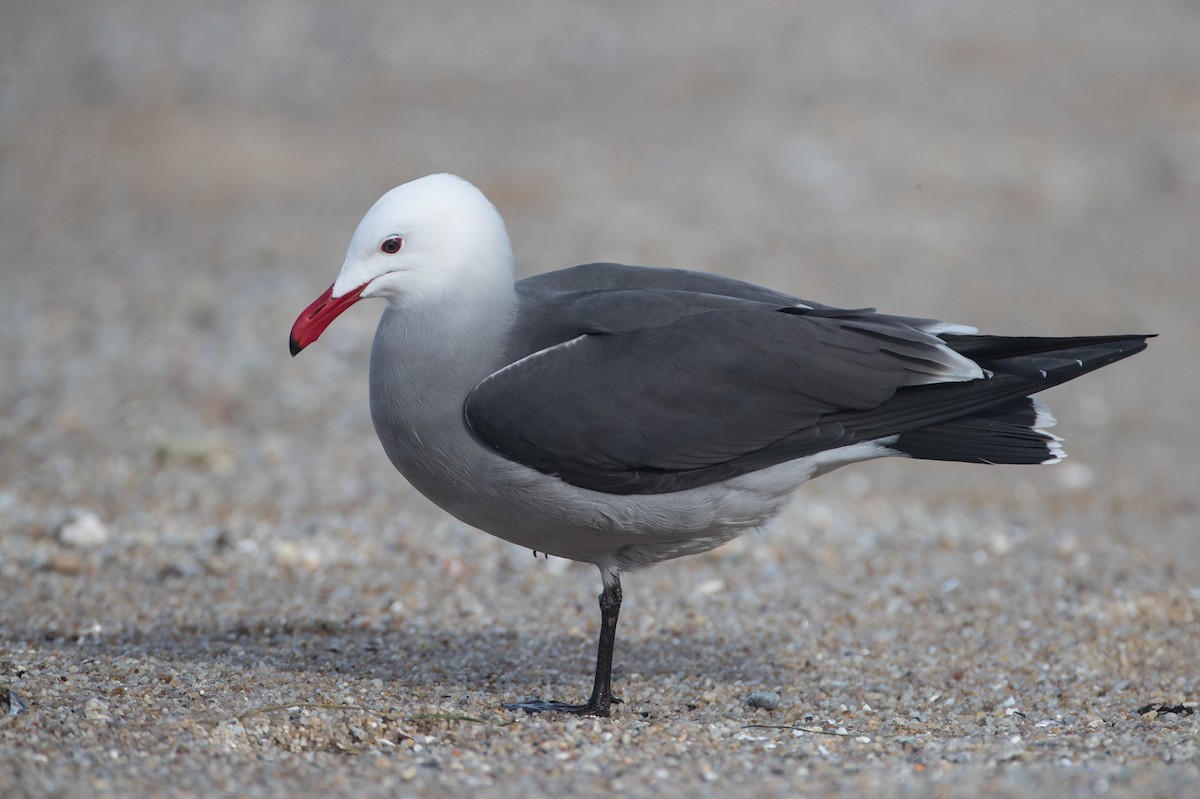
[289,174,1150,716]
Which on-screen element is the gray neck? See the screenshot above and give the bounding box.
[367,287,516,496]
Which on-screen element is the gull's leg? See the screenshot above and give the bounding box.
[504,572,623,717]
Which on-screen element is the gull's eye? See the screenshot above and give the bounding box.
[381,236,403,254]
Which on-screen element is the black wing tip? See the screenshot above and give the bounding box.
[1107,332,1156,348]
[940,333,1153,378]
[1075,333,1154,369]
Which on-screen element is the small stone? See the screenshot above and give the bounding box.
[84,697,111,722]
[5,688,27,717]
[47,550,86,575]
[1055,462,1094,489]
[272,540,322,570]
[58,511,109,549]
[154,436,233,472]
[747,691,781,710]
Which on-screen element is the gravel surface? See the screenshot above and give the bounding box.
[2,2,1198,797]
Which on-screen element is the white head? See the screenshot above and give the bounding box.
[290,174,515,354]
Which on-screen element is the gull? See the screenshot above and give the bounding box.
[290,174,1149,716]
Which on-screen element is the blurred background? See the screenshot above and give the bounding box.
[2,1,1198,792]
[3,0,1196,537]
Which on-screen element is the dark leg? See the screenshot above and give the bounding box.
[503,574,623,717]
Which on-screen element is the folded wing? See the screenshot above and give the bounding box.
[465,275,1003,494]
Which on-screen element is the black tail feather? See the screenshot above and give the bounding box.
[893,397,1062,465]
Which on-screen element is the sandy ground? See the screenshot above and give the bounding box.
[2,2,1198,796]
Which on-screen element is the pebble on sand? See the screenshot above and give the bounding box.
[746,691,781,710]
[57,511,109,549]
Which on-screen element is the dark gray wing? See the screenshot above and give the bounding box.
[515,262,972,343]
[518,262,817,307]
[465,276,985,494]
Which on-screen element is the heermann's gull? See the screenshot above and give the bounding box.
[289,173,1150,716]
